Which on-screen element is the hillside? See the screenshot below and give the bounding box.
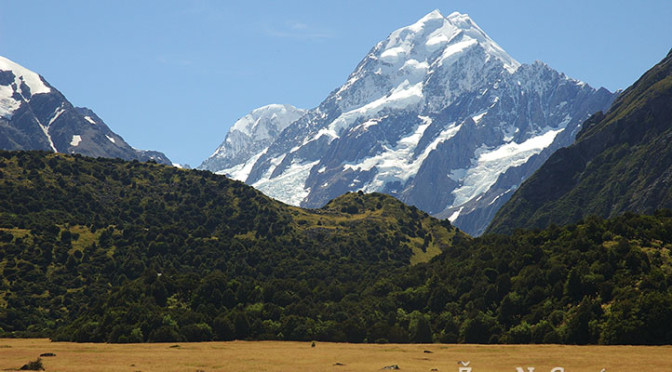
[0,150,459,340]
[2,151,672,345]
[487,49,672,234]
[56,204,672,345]
[371,212,672,345]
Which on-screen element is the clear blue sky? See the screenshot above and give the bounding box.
[1,0,671,167]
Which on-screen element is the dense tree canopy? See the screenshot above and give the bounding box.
[1,151,672,345]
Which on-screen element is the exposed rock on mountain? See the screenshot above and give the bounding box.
[0,56,171,164]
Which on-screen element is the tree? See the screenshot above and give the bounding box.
[460,312,496,344]
[342,318,366,343]
[233,312,250,340]
[181,323,213,342]
[409,312,433,343]
[213,314,235,341]
[564,297,600,345]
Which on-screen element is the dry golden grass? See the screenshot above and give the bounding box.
[1,339,671,372]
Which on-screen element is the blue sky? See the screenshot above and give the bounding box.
[1,0,671,167]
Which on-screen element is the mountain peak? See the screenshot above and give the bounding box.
[229,104,306,140]
[376,10,519,75]
[332,10,520,115]
[201,12,615,236]
[0,56,51,96]
[417,9,445,23]
[198,104,306,178]
[413,10,478,30]
[445,11,473,25]
[0,56,52,119]
[0,55,171,165]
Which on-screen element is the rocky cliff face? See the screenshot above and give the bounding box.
[487,48,672,235]
[202,11,615,235]
[0,56,171,165]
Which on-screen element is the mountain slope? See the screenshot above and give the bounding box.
[0,150,460,339]
[61,210,672,345]
[487,48,672,235]
[203,10,614,235]
[0,56,171,164]
[198,104,306,178]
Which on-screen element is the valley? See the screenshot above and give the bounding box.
[2,339,672,372]
[1,5,672,355]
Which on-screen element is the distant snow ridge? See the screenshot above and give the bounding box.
[0,56,171,164]
[201,10,615,235]
[198,104,307,180]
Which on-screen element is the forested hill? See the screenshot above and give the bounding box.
[0,150,459,340]
[370,212,672,345]
[2,151,672,345]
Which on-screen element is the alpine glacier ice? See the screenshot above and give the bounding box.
[201,10,615,235]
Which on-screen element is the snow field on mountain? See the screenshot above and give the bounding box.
[230,104,304,140]
[0,57,51,95]
[0,85,19,118]
[252,159,320,206]
[217,150,267,181]
[0,57,52,118]
[70,135,82,146]
[200,104,306,175]
[451,128,564,207]
[328,81,425,137]
[345,116,464,194]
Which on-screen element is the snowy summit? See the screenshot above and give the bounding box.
[201,10,615,235]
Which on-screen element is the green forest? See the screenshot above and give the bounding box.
[1,151,671,345]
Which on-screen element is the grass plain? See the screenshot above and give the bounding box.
[1,339,671,372]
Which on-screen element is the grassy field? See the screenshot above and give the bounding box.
[1,339,671,372]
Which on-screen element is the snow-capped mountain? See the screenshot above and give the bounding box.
[0,56,171,164]
[199,104,306,178]
[202,10,615,235]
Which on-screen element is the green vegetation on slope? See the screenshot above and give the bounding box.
[53,209,672,345]
[0,150,457,341]
[2,151,672,345]
[370,212,672,345]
